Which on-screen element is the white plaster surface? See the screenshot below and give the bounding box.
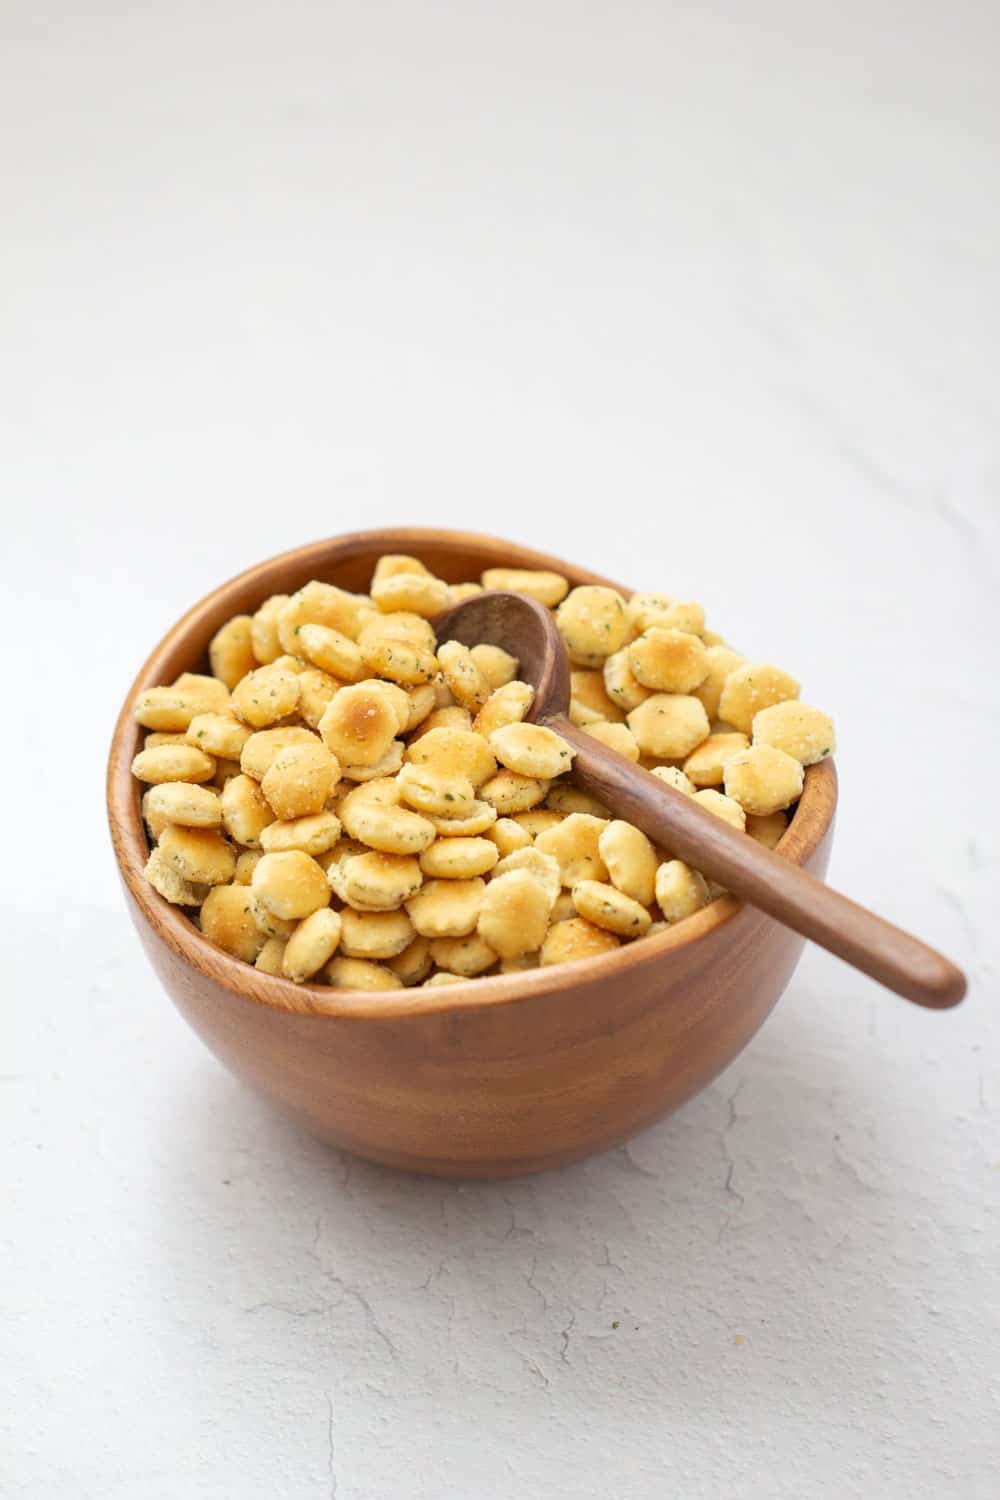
[3,3,999,1495]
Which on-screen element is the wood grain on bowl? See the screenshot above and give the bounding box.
[107,529,836,1178]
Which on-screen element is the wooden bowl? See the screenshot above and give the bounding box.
[107,529,836,1178]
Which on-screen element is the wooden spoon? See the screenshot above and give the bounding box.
[435,590,966,1010]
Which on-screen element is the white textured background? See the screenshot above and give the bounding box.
[3,3,999,1496]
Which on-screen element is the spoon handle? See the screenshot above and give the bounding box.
[549,716,966,1010]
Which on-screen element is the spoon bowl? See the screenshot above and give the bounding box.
[434,588,572,717]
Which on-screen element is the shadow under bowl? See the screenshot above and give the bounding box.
[107,528,836,1178]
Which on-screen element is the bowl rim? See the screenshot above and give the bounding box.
[107,527,837,1020]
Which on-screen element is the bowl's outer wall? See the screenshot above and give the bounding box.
[124,835,830,1177]
[111,530,836,1179]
